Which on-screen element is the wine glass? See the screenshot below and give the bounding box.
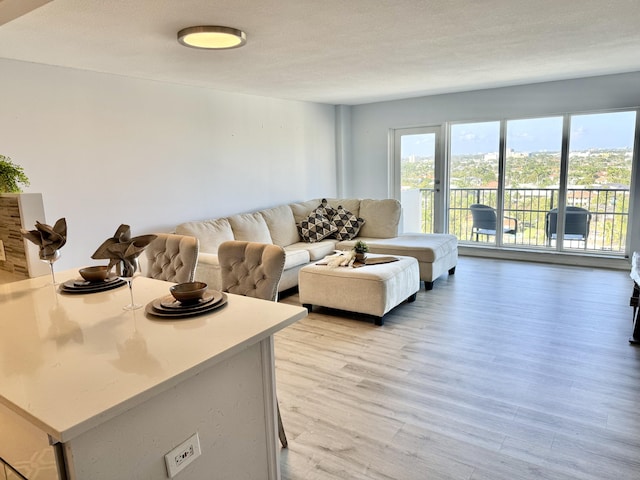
[40,249,61,286]
[117,257,141,310]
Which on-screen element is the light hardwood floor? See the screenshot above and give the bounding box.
[275,256,640,480]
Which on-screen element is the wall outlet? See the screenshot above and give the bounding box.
[0,240,5,262]
[165,432,201,478]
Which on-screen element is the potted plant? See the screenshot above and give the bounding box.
[0,155,30,193]
[353,240,369,262]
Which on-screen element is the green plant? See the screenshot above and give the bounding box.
[353,240,369,254]
[0,155,30,193]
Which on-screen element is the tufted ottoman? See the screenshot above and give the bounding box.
[298,254,420,325]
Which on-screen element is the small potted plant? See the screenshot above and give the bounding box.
[0,155,30,193]
[353,240,369,263]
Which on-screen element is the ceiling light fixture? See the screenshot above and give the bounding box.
[177,26,246,50]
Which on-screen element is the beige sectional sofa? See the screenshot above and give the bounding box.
[175,198,458,293]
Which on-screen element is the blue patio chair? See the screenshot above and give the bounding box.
[469,204,518,242]
[545,206,591,247]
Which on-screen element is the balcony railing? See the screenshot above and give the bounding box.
[414,187,629,253]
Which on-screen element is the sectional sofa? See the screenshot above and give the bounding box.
[175,198,458,293]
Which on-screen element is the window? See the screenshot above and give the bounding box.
[446,110,637,255]
[449,121,500,244]
[504,116,563,247]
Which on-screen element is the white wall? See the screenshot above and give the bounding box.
[348,72,640,199]
[0,59,337,271]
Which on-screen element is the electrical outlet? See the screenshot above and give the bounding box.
[0,240,5,261]
[165,432,201,478]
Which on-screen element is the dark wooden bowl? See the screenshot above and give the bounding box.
[170,281,208,304]
[79,265,110,282]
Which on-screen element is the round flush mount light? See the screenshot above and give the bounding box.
[177,26,246,50]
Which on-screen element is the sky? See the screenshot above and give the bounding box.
[402,111,637,157]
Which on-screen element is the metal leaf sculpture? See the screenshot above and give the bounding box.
[21,218,67,260]
[91,224,157,278]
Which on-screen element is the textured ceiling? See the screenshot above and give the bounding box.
[1,0,639,105]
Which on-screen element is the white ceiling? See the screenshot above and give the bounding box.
[1,0,640,105]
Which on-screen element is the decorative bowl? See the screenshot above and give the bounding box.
[170,281,208,304]
[79,265,110,282]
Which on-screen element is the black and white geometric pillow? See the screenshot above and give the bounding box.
[331,205,365,241]
[315,198,337,220]
[298,209,338,243]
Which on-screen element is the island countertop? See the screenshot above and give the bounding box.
[0,269,307,444]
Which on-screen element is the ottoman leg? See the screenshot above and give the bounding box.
[448,266,456,275]
[424,281,434,291]
[374,316,384,326]
[408,293,417,303]
[303,304,312,312]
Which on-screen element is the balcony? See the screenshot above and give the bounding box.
[414,187,629,253]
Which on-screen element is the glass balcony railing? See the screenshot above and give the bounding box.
[416,187,629,254]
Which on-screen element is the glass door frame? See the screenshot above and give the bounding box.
[390,125,447,233]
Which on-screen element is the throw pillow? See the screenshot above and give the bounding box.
[331,205,365,241]
[298,209,338,243]
[315,198,337,220]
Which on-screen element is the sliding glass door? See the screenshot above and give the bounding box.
[564,111,636,252]
[450,110,637,255]
[392,126,443,233]
[504,116,563,248]
[448,121,501,244]
[391,109,637,257]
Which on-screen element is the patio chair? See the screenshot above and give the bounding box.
[545,206,591,247]
[469,204,518,242]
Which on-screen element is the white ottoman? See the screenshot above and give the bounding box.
[298,254,420,325]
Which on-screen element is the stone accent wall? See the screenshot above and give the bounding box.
[0,194,47,279]
[0,195,29,278]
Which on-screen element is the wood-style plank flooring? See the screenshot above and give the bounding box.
[275,256,640,480]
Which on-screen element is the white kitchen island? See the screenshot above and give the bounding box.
[0,270,306,480]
